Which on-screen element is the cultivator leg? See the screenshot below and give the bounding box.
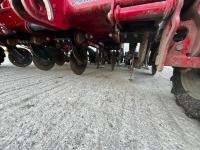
[129,56,134,81]
[111,51,116,71]
[144,49,150,70]
[134,32,150,69]
[96,48,105,69]
[149,42,159,75]
[127,43,136,80]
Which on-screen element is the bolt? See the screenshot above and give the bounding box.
[176,44,184,51]
[107,12,111,21]
[134,34,138,38]
[108,33,112,38]
[124,33,127,38]
[46,37,50,41]
[90,34,94,39]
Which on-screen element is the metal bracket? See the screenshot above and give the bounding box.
[155,0,184,71]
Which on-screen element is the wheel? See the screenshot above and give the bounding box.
[171,68,200,120]
[111,51,116,71]
[0,47,5,64]
[32,47,56,71]
[56,51,65,66]
[8,48,32,67]
[70,47,87,75]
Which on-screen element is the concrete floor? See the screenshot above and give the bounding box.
[0,59,200,150]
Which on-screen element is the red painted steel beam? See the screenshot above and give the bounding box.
[165,56,200,68]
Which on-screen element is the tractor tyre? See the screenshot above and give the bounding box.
[171,68,200,120]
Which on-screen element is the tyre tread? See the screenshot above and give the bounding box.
[171,68,200,120]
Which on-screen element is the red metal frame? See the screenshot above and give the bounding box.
[162,0,200,70]
[165,20,200,68]
[0,0,199,70]
[9,0,177,37]
[0,1,27,35]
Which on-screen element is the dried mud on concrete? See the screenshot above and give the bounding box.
[0,59,200,150]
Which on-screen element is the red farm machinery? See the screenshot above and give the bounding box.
[0,0,199,120]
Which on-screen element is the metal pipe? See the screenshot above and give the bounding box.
[116,0,165,7]
[115,0,176,23]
